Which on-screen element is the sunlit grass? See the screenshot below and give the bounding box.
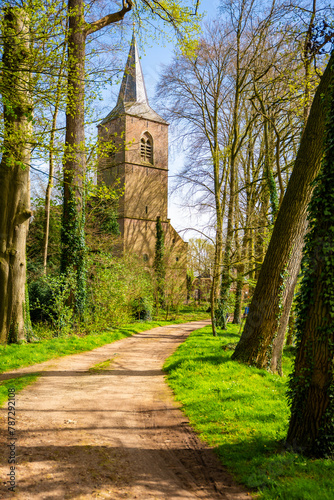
[88,358,114,373]
[163,324,334,500]
[0,304,209,374]
[0,375,40,407]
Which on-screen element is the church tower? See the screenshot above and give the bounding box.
[98,35,187,281]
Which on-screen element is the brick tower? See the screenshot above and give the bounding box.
[98,35,187,285]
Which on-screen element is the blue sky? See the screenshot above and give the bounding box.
[137,0,220,240]
[31,1,220,241]
[100,1,220,241]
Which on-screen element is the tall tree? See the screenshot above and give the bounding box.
[0,6,32,343]
[61,0,201,316]
[43,22,67,274]
[286,67,334,456]
[231,50,334,370]
[157,23,233,335]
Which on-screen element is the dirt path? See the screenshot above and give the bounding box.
[0,321,251,499]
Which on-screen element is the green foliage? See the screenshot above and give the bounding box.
[29,271,76,336]
[86,183,121,237]
[61,185,87,318]
[0,375,40,408]
[29,252,154,336]
[133,0,202,56]
[27,199,62,273]
[164,325,334,499]
[153,216,166,307]
[186,272,193,300]
[130,297,152,321]
[28,276,53,323]
[24,283,34,342]
[215,300,227,330]
[218,245,234,330]
[87,253,154,328]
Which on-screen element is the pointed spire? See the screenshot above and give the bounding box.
[117,33,149,105]
[100,34,168,126]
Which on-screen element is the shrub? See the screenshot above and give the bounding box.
[87,253,154,329]
[29,271,76,337]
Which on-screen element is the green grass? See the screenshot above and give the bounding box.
[0,374,40,407]
[155,304,210,323]
[88,358,114,373]
[0,305,209,374]
[163,324,334,500]
[0,305,208,410]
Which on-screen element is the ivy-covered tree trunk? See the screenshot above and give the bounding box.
[154,216,165,307]
[286,72,334,457]
[0,7,32,344]
[286,307,296,346]
[231,51,334,370]
[217,139,236,331]
[61,0,132,316]
[61,0,87,315]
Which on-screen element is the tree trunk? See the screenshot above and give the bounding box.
[154,216,166,307]
[61,0,87,314]
[233,267,243,325]
[286,309,295,346]
[219,155,235,329]
[231,51,334,369]
[43,37,67,275]
[233,180,242,325]
[0,7,32,343]
[270,221,306,374]
[286,71,334,456]
[210,151,224,337]
[61,0,132,316]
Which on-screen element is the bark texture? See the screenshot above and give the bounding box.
[286,73,334,455]
[269,222,306,374]
[61,0,87,314]
[231,51,334,369]
[0,8,32,343]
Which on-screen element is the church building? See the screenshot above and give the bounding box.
[98,35,187,293]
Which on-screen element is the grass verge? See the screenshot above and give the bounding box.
[0,306,209,374]
[163,324,334,500]
[0,375,40,407]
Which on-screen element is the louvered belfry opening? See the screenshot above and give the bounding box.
[141,133,153,163]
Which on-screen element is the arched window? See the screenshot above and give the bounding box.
[140,132,153,164]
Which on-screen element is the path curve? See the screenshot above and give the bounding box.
[0,321,250,499]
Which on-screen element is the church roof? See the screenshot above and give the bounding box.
[101,34,168,126]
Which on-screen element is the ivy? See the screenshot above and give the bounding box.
[286,73,334,457]
[153,216,165,308]
[60,185,87,319]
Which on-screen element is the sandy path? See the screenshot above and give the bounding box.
[0,321,250,499]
